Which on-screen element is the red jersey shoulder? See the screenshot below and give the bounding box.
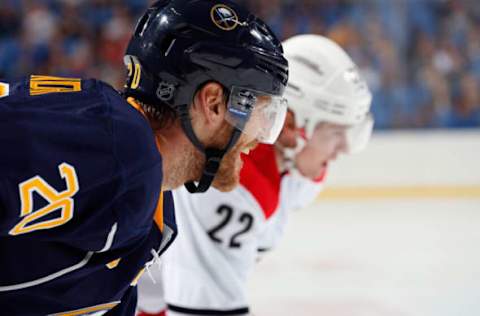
[240,144,281,219]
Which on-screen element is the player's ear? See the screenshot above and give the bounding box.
[193,82,227,128]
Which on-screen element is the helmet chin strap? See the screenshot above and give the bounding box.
[177,104,243,193]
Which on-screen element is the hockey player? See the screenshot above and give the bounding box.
[0,1,288,315]
[136,34,373,316]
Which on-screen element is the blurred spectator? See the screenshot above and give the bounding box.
[1,0,479,129]
[437,72,480,127]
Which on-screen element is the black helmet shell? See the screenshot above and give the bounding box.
[124,0,288,108]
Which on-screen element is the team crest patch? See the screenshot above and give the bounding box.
[210,4,240,31]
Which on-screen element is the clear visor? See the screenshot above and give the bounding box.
[301,113,373,155]
[225,86,287,144]
[346,113,374,154]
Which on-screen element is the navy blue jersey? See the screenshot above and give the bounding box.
[0,76,177,315]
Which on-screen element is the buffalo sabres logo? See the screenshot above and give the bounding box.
[210,4,240,31]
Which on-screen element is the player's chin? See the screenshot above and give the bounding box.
[211,171,240,192]
[318,160,329,172]
[316,165,327,178]
[211,150,243,192]
[308,160,328,180]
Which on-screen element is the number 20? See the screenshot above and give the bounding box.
[9,163,79,236]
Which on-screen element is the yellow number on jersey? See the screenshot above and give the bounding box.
[29,75,82,96]
[9,163,80,236]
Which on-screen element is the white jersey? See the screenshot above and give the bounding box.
[137,145,324,315]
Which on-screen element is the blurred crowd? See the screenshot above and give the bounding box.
[1,0,480,129]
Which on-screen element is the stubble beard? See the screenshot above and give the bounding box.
[163,143,203,190]
[167,123,249,192]
[211,144,243,192]
[198,123,245,192]
[169,144,242,192]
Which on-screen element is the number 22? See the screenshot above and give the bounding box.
[207,205,254,248]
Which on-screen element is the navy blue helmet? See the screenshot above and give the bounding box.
[124,0,289,192]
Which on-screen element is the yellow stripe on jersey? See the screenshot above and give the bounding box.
[126,97,147,118]
[49,301,120,316]
[30,75,82,96]
[106,258,121,269]
[0,82,9,98]
[130,268,145,287]
[126,97,165,232]
[154,191,164,232]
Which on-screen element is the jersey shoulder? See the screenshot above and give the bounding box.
[0,75,160,174]
[0,75,115,109]
[0,76,162,241]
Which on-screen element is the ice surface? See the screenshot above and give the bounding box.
[249,198,480,316]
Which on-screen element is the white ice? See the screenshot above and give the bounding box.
[249,198,480,316]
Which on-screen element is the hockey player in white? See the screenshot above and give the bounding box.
[136,34,374,316]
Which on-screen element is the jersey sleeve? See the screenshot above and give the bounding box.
[0,77,162,250]
[256,205,287,253]
[257,170,325,253]
[278,169,325,212]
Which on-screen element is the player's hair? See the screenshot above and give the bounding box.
[140,100,178,130]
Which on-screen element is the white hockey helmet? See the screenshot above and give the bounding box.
[283,34,373,153]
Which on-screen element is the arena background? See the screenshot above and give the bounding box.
[1,1,479,315]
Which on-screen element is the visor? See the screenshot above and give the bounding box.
[346,113,374,154]
[306,114,373,154]
[225,86,287,144]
